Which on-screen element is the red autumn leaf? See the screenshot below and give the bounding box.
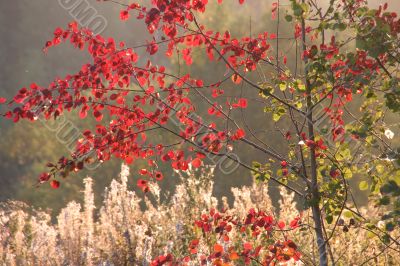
[243,242,253,251]
[120,10,130,21]
[231,74,242,84]
[195,79,204,87]
[93,110,103,122]
[271,2,278,19]
[191,158,202,168]
[182,48,193,65]
[180,161,189,171]
[223,235,230,242]
[290,218,300,229]
[234,128,245,140]
[125,156,134,164]
[230,252,239,260]
[147,41,158,55]
[285,131,292,140]
[214,244,223,253]
[196,152,206,159]
[39,172,51,182]
[137,179,149,193]
[50,180,60,189]
[238,98,248,108]
[154,171,164,181]
[139,168,148,175]
[79,107,88,119]
[277,221,285,229]
[0,97,6,104]
[190,248,197,255]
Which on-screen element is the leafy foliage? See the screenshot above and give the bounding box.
[1,0,400,265]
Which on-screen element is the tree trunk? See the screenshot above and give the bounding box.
[301,3,329,265]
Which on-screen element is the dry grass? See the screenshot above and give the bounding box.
[0,165,398,265]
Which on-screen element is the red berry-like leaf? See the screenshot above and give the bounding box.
[154,171,164,181]
[231,74,242,84]
[50,180,60,189]
[120,10,130,21]
[277,221,285,229]
[191,158,202,168]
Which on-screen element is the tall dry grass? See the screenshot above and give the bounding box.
[0,165,398,265]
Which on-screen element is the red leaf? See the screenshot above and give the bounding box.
[0,97,6,104]
[39,172,51,182]
[231,74,242,84]
[137,179,149,192]
[238,98,248,108]
[182,48,193,65]
[147,41,158,55]
[139,168,148,175]
[120,10,130,21]
[214,244,223,253]
[94,110,103,122]
[154,171,164,181]
[243,242,253,251]
[79,106,88,119]
[125,156,134,164]
[195,79,204,87]
[230,251,239,260]
[196,152,206,159]
[234,128,245,140]
[290,218,300,229]
[271,2,278,19]
[277,221,285,229]
[191,158,202,168]
[50,180,60,189]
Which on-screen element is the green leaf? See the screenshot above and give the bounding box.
[273,113,280,122]
[297,84,306,92]
[292,2,303,16]
[343,210,354,218]
[272,107,286,122]
[285,14,293,22]
[359,181,369,191]
[380,180,399,195]
[300,3,309,13]
[376,164,384,174]
[333,22,347,31]
[379,196,391,205]
[343,168,353,179]
[385,222,395,232]
[382,234,391,245]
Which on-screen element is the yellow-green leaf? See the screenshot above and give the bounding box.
[359,181,369,191]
